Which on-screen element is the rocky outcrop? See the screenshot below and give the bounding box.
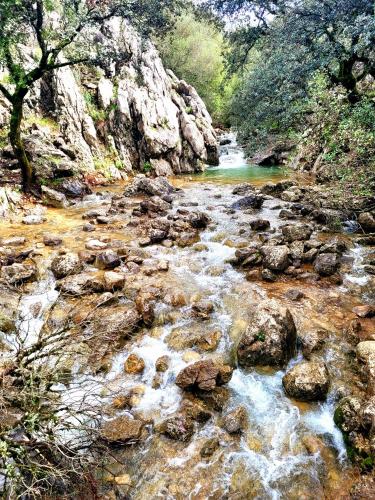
[0,19,218,184]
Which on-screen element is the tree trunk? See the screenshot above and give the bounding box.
[9,93,34,192]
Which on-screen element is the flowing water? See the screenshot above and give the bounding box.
[2,133,373,498]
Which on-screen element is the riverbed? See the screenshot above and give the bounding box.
[1,134,374,499]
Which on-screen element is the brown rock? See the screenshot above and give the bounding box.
[352,305,375,318]
[101,415,145,444]
[175,360,233,392]
[155,355,170,372]
[124,354,145,374]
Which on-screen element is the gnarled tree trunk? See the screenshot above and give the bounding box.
[9,91,34,192]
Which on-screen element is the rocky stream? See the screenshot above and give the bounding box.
[1,135,374,498]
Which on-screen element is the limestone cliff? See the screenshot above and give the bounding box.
[0,19,219,184]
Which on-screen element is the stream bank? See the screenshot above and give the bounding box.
[0,137,374,499]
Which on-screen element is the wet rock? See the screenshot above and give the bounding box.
[148,228,168,243]
[314,253,339,276]
[92,305,141,340]
[2,237,26,247]
[156,413,194,442]
[279,209,296,220]
[196,330,222,351]
[51,252,82,278]
[43,234,63,246]
[179,398,212,422]
[140,196,171,215]
[83,223,96,232]
[282,224,313,243]
[261,245,290,272]
[135,292,155,326]
[22,214,46,225]
[334,396,364,433]
[302,248,318,263]
[261,268,277,282]
[231,194,264,210]
[261,180,294,196]
[192,300,214,320]
[125,175,175,197]
[250,219,270,231]
[356,235,375,246]
[61,179,91,197]
[56,272,104,296]
[200,437,220,457]
[124,354,145,374]
[289,241,304,260]
[284,289,305,301]
[0,312,15,333]
[104,271,126,291]
[189,211,210,229]
[358,212,375,233]
[196,386,230,411]
[282,361,330,401]
[176,232,199,247]
[95,250,121,270]
[101,415,145,444]
[237,300,297,367]
[281,189,302,202]
[232,183,254,195]
[0,263,37,285]
[298,329,328,359]
[356,341,375,393]
[352,305,375,318]
[155,355,170,372]
[41,185,68,208]
[223,406,247,434]
[175,360,233,392]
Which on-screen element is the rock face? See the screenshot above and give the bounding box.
[282,361,330,401]
[0,20,218,182]
[237,300,297,367]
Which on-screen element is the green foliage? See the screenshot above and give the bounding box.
[143,161,152,172]
[157,10,233,123]
[255,330,266,342]
[84,91,107,122]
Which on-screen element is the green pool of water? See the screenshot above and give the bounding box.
[193,164,289,185]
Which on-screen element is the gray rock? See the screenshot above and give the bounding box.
[237,300,297,367]
[314,253,339,276]
[41,185,68,208]
[51,252,82,278]
[282,224,313,242]
[282,361,330,401]
[261,245,290,271]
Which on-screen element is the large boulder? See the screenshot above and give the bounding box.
[261,245,290,271]
[314,253,339,276]
[282,224,313,243]
[41,186,68,208]
[237,300,297,367]
[175,360,233,392]
[282,361,330,401]
[125,175,176,197]
[231,194,264,210]
[51,252,82,279]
